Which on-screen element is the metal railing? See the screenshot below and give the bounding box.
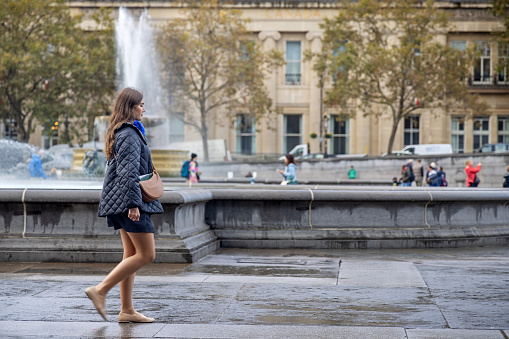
[230,152,284,162]
[285,74,301,85]
[468,76,509,87]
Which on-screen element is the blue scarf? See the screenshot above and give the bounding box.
[133,120,145,136]
[133,121,150,153]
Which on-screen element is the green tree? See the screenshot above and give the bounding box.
[493,0,509,77]
[309,0,488,155]
[157,0,281,161]
[0,0,115,145]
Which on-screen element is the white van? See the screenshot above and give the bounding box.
[390,144,453,156]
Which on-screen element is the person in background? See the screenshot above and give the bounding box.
[426,163,437,186]
[279,154,298,184]
[503,166,509,188]
[188,153,199,184]
[401,164,412,186]
[413,159,424,186]
[438,166,448,187]
[406,159,415,185]
[348,165,357,179]
[28,150,47,179]
[465,159,481,187]
[392,177,401,186]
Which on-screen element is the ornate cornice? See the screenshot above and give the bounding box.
[305,31,323,41]
[258,31,281,41]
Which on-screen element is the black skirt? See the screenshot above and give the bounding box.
[107,212,154,233]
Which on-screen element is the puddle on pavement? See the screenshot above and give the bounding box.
[12,263,190,276]
[189,256,339,277]
[237,259,309,265]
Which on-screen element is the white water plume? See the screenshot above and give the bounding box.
[116,7,166,116]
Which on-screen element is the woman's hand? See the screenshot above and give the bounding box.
[128,207,140,221]
[278,170,284,175]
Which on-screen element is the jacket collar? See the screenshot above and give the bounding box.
[115,122,148,145]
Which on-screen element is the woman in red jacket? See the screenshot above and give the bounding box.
[465,159,482,187]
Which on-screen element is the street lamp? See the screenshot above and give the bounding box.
[323,114,330,155]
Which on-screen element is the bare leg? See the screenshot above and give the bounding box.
[118,230,136,313]
[91,231,155,309]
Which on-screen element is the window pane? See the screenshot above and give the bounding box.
[240,136,253,154]
[285,136,300,153]
[286,42,301,84]
[286,41,301,61]
[482,58,490,79]
[329,116,349,154]
[404,115,419,146]
[333,136,347,154]
[285,115,301,134]
[451,41,466,51]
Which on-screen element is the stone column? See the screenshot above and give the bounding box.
[258,31,281,153]
[305,31,323,154]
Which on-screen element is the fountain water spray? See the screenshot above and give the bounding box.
[116,7,166,116]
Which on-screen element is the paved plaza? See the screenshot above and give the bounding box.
[0,247,508,338]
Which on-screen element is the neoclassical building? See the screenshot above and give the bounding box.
[6,0,506,156]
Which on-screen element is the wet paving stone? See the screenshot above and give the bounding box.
[0,247,508,338]
[416,261,509,329]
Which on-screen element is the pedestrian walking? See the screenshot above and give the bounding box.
[88,88,163,323]
[504,166,509,188]
[279,154,298,185]
[188,153,199,184]
[401,164,411,186]
[413,159,424,186]
[406,159,415,185]
[465,159,482,187]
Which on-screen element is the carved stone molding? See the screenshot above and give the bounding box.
[305,31,323,41]
[258,31,281,41]
[449,8,497,22]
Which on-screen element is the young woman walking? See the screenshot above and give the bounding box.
[86,87,163,322]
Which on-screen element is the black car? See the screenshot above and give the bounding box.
[476,143,509,153]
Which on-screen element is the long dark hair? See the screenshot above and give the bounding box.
[285,154,296,166]
[190,153,198,166]
[104,88,143,159]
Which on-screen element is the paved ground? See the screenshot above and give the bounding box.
[0,247,508,338]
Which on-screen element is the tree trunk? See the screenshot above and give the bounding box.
[16,122,29,143]
[201,118,209,162]
[386,116,401,155]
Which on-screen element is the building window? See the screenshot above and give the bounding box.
[498,43,509,84]
[498,116,509,143]
[404,115,420,146]
[2,119,18,141]
[169,112,185,144]
[283,114,302,153]
[285,41,301,85]
[451,116,465,153]
[473,41,491,83]
[451,41,466,52]
[473,116,489,150]
[330,116,349,154]
[236,114,256,155]
[332,43,347,83]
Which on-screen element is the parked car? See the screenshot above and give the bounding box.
[476,143,509,153]
[385,144,453,156]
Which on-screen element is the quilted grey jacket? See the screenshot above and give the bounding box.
[98,123,163,217]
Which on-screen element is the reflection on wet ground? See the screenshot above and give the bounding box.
[0,262,190,276]
[1,247,508,338]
